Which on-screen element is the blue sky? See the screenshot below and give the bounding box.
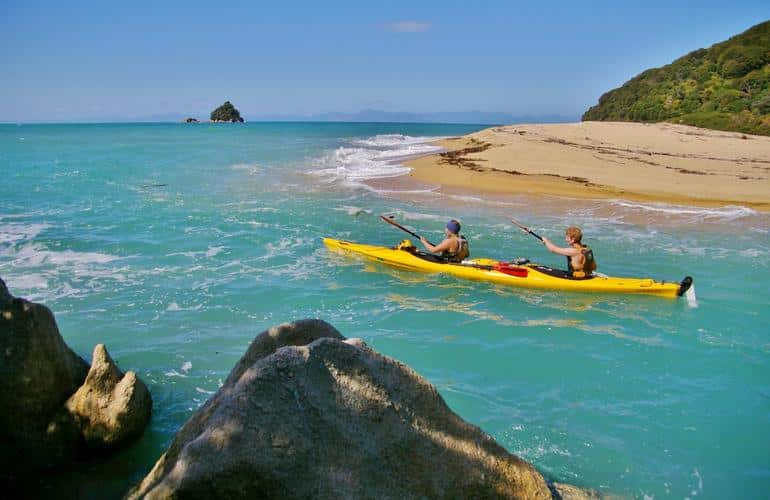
[1,1,768,122]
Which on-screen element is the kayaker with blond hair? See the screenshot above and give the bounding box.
[542,226,597,277]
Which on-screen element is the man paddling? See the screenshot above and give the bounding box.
[419,219,470,263]
[541,226,597,278]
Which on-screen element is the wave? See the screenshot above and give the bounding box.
[0,220,127,302]
[0,222,51,245]
[350,134,445,148]
[308,134,443,185]
[608,200,757,220]
[230,163,261,176]
[167,246,226,259]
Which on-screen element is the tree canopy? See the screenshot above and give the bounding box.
[210,101,244,122]
[583,20,770,136]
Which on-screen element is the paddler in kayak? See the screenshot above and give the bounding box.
[542,226,597,278]
[419,219,470,263]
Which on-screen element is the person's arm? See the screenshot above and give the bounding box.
[420,236,452,254]
[542,237,578,257]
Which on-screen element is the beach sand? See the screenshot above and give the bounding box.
[403,122,770,211]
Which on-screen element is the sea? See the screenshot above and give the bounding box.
[1,122,768,499]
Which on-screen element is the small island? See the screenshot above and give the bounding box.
[210,101,244,123]
[182,117,199,123]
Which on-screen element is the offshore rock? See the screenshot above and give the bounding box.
[129,319,552,499]
[209,101,244,122]
[64,344,152,450]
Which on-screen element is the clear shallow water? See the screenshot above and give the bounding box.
[2,123,769,499]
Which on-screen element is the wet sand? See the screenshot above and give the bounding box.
[401,122,770,211]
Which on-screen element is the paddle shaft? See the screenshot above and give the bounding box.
[380,215,435,246]
[511,219,543,242]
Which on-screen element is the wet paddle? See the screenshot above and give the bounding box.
[511,219,544,242]
[380,215,435,246]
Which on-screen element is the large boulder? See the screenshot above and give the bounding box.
[0,278,152,482]
[64,344,152,450]
[129,319,552,499]
[0,279,90,473]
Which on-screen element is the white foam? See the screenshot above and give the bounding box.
[231,163,261,175]
[166,302,203,312]
[167,246,226,259]
[685,284,698,308]
[308,134,443,185]
[608,200,756,220]
[205,246,225,257]
[0,223,50,245]
[350,134,444,148]
[332,205,373,216]
[6,243,120,267]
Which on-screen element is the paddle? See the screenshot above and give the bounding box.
[382,214,527,275]
[380,215,435,246]
[511,218,544,242]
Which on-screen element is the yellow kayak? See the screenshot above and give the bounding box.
[323,237,693,298]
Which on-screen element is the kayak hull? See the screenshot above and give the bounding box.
[323,238,692,298]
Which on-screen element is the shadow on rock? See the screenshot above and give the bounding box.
[129,319,599,499]
[0,277,152,488]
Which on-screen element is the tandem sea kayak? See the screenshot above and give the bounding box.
[323,237,694,299]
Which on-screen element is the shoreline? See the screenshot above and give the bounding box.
[399,122,770,212]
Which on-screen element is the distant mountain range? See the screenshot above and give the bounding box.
[289,109,577,124]
[105,110,574,125]
[583,20,770,136]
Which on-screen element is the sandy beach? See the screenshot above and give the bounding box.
[404,121,770,211]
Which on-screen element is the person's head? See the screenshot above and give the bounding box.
[565,226,583,244]
[446,219,461,236]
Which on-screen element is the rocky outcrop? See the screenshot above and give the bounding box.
[1,278,90,473]
[129,319,553,499]
[64,344,151,450]
[183,117,199,123]
[0,278,151,482]
[209,101,244,122]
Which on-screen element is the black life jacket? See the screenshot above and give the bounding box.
[566,243,597,277]
[442,235,469,263]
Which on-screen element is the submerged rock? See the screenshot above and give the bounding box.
[0,278,151,483]
[129,319,552,499]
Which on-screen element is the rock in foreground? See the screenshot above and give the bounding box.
[64,344,152,450]
[0,277,152,483]
[129,319,553,499]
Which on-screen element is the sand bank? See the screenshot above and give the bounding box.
[404,122,770,211]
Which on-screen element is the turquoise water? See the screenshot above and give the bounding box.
[2,123,769,498]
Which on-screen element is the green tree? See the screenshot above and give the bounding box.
[210,101,244,122]
[582,20,770,136]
